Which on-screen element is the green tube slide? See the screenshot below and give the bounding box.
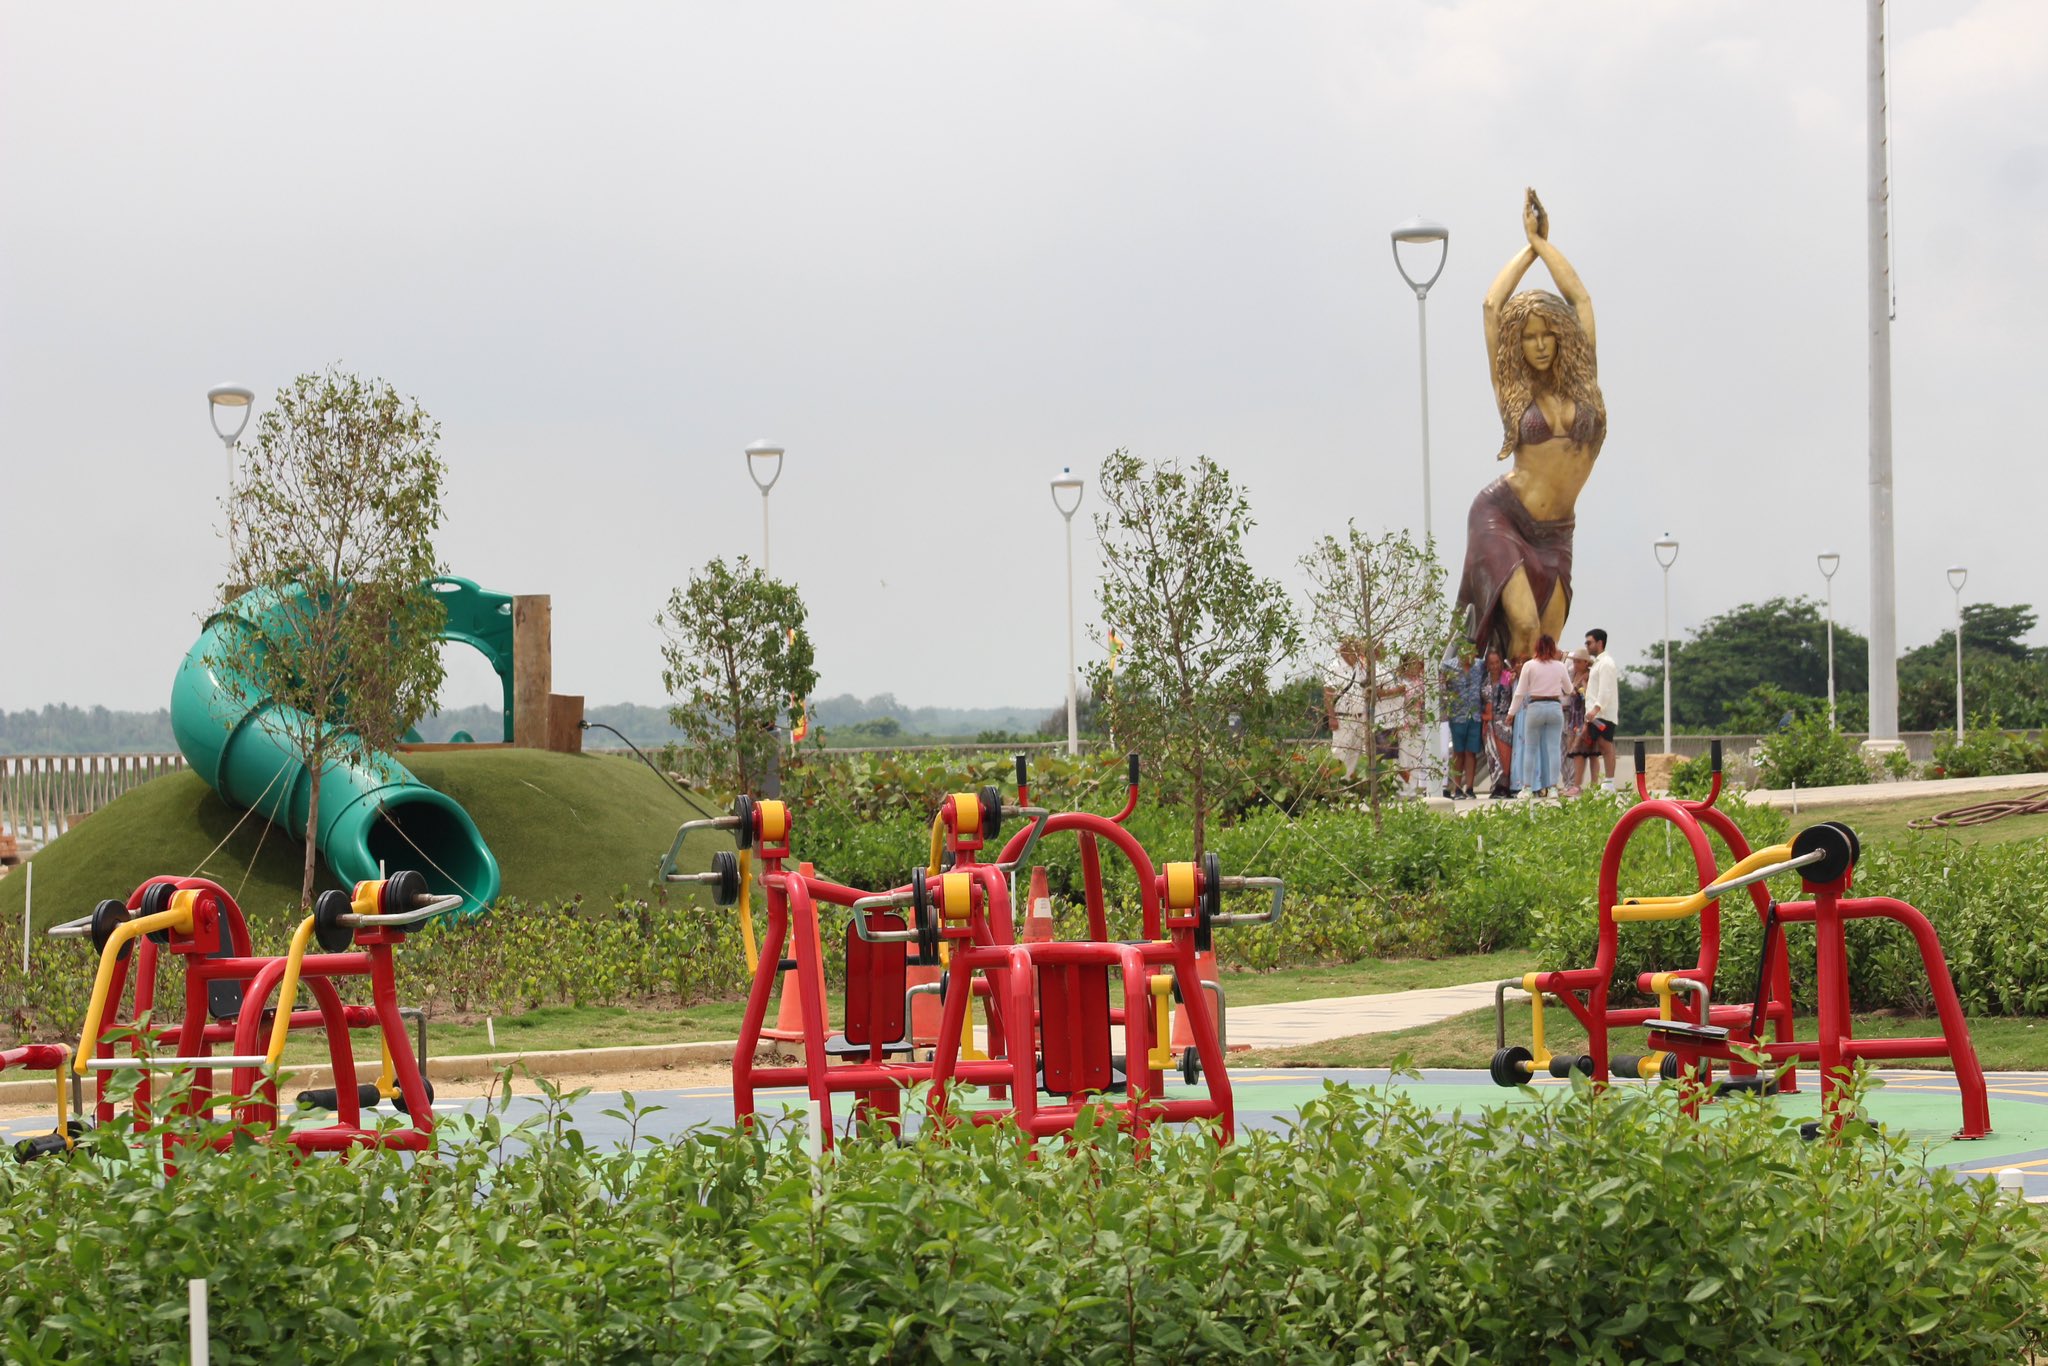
[170,585,502,917]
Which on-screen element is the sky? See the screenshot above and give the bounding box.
[2,2,2042,716]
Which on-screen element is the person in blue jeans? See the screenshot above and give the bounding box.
[1446,646,1488,799]
[1507,634,1573,797]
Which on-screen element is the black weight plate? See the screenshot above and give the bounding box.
[139,881,177,943]
[1489,1046,1533,1088]
[383,869,429,915]
[313,888,356,953]
[89,900,133,960]
[1197,851,1221,952]
[912,868,939,965]
[1790,822,1856,885]
[731,795,756,850]
[710,850,741,907]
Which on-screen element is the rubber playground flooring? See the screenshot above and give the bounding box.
[12,1067,2040,1195]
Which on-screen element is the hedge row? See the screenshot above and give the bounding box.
[2,1079,2041,1362]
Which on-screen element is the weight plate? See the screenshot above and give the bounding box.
[313,889,356,953]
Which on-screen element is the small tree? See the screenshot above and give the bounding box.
[1300,524,1452,827]
[659,556,818,795]
[1084,450,1298,856]
[215,369,448,909]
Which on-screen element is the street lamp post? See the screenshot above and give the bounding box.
[744,440,785,573]
[207,384,255,559]
[1818,552,1842,730]
[1948,565,1968,742]
[1050,467,1085,757]
[1392,216,1450,792]
[1654,535,1680,753]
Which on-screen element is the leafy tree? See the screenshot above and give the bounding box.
[1084,450,1299,856]
[215,369,448,908]
[1904,602,2040,666]
[1626,597,1869,730]
[658,556,818,795]
[1300,525,1452,826]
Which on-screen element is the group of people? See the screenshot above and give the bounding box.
[1445,628,1618,800]
[1323,627,1619,802]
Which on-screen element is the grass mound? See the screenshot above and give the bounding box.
[0,749,725,936]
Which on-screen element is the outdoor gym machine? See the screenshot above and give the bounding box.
[1488,742,1989,1140]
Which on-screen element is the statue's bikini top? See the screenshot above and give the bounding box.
[1519,402,1603,447]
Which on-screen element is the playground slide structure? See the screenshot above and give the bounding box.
[169,578,505,918]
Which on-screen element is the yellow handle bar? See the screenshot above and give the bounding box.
[1612,843,1795,923]
[74,896,197,1074]
[263,915,322,1067]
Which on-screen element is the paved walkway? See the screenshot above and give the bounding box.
[1223,980,1501,1049]
[1742,770,2048,809]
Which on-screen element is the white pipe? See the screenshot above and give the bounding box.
[21,860,30,975]
[190,1279,209,1365]
[1865,0,1900,742]
[1063,513,1078,757]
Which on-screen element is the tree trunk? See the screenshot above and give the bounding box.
[1191,755,1207,860]
[301,760,324,910]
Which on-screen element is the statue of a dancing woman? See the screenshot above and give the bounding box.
[1457,188,1607,661]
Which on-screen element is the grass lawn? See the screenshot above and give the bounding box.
[0,750,730,938]
[277,1002,750,1065]
[1787,789,2048,851]
[1241,1004,2048,1072]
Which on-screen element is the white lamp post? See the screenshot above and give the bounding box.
[744,440,785,574]
[207,384,255,558]
[1948,565,1968,742]
[1818,552,1842,730]
[1392,215,1450,792]
[1051,467,1085,757]
[1389,217,1449,547]
[1655,535,1680,753]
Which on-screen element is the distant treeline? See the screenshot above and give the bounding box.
[0,705,178,754]
[4,694,1059,755]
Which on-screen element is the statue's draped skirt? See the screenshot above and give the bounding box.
[1457,476,1574,656]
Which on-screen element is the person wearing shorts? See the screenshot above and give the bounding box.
[1446,646,1487,799]
[1584,628,1620,790]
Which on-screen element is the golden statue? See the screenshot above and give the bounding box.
[1456,188,1607,661]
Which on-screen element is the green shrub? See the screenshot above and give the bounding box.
[1931,727,2048,779]
[1,1079,2040,1361]
[1756,713,1869,789]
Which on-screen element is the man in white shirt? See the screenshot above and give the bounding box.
[1583,628,1620,790]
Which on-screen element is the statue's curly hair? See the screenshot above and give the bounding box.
[1492,290,1604,461]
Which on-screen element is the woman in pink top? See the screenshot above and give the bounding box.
[1507,635,1572,796]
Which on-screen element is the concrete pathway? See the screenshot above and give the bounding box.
[1742,770,2048,810]
[1223,979,1502,1049]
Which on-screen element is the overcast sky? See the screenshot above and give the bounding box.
[3,2,2041,716]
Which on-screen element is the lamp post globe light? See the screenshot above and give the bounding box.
[1654,535,1680,754]
[744,440,785,574]
[1817,552,1842,730]
[1948,565,1968,743]
[1051,466,1086,757]
[207,384,255,558]
[1391,215,1449,793]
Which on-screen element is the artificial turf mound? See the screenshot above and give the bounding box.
[0,748,727,937]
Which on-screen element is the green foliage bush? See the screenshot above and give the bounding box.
[1931,727,2048,779]
[1756,714,1870,789]
[0,1080,2040,1362]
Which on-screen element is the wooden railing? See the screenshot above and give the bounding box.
[0,753,187,850]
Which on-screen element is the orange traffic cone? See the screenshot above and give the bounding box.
[1171,947,1221,1050]
[1022,866,1056,943]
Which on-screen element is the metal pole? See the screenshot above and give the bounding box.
[190,1279,209,1365]
[1865,0,1900,745]
[1954,584,1966,742]
[1416,292,1432,546]
[760,490,772,577]
[1825,574,1837,730]
[1662,564,1674,754]
[1063,513,1078,756]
